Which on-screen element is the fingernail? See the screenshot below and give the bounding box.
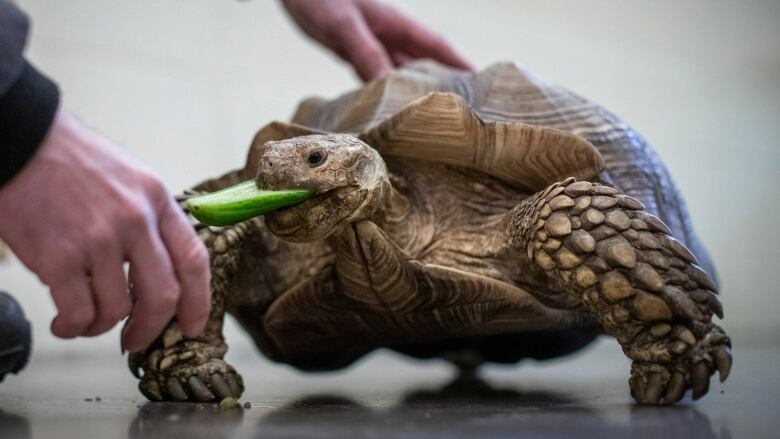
[121,317,133,351]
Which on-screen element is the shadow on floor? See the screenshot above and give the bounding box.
[628,405,729,439]
[127,401,244,439]
[122,376,729,439]
[0,409,30,439]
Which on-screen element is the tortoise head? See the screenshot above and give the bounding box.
[256,134,390,242]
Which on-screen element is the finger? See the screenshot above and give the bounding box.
[83,248,131,337]
[122,222,181,352]
[159,200,211,338]
[330,15,393,81]
[378,11,473,71]
[50,271,96,339]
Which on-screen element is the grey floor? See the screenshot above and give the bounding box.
[0,338,776,439]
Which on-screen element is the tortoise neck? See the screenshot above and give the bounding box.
[375,182,411,224]
[369,177,423,253]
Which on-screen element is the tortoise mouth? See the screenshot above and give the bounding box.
[265,185,362,238]
[273,185,356,211]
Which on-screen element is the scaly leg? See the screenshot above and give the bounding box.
[127,220,257,402]
[508,178,732,404]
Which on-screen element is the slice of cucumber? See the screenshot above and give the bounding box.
[186,180,312,226]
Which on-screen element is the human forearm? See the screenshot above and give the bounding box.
[0,0,60,186]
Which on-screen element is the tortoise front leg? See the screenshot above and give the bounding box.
[508,178,732,404]
[127,223,250,402]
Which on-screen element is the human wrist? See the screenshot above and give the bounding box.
[0,105,65,224]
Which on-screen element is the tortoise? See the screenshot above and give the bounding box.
[128,61,732,405]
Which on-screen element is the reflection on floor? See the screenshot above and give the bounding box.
[0,338,775,438]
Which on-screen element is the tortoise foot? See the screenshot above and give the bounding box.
[139,358,243,402]
[129,328,243,402]
[138,359,244,402]
[628,321,731,405]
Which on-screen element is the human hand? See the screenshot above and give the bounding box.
[282,0,473,81]
[0,109,211,352]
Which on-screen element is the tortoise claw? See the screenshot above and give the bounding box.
[210,373,234,399]
[166,377,189,402]
[139,379,163,401]
[643,373,664,404]
[691,362,710,400]
[187,376,215,402]
[714,347,732,382]
[708,293,724,319]
[663,372,686,404]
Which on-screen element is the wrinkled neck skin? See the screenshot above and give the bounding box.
[368,179,415,244]
[345,155,394,225]
[324,161,407,244]
[323,173,420,279]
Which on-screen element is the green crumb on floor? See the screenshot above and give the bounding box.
[219,396,240,410]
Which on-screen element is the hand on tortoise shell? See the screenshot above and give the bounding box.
[282,0,473,81]
[0,108,211,353]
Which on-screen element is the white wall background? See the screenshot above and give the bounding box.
[3,0,778,355]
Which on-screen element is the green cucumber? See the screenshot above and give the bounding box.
[186,180,313,226]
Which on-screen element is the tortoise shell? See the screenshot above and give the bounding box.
[227,61,712,275]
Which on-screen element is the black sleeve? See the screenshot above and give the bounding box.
[0,1,59,187]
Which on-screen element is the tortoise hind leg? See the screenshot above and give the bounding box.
[508,178,732,405]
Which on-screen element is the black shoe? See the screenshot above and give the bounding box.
[0,291,31,382]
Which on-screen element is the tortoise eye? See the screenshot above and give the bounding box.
[307,150,327,167]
